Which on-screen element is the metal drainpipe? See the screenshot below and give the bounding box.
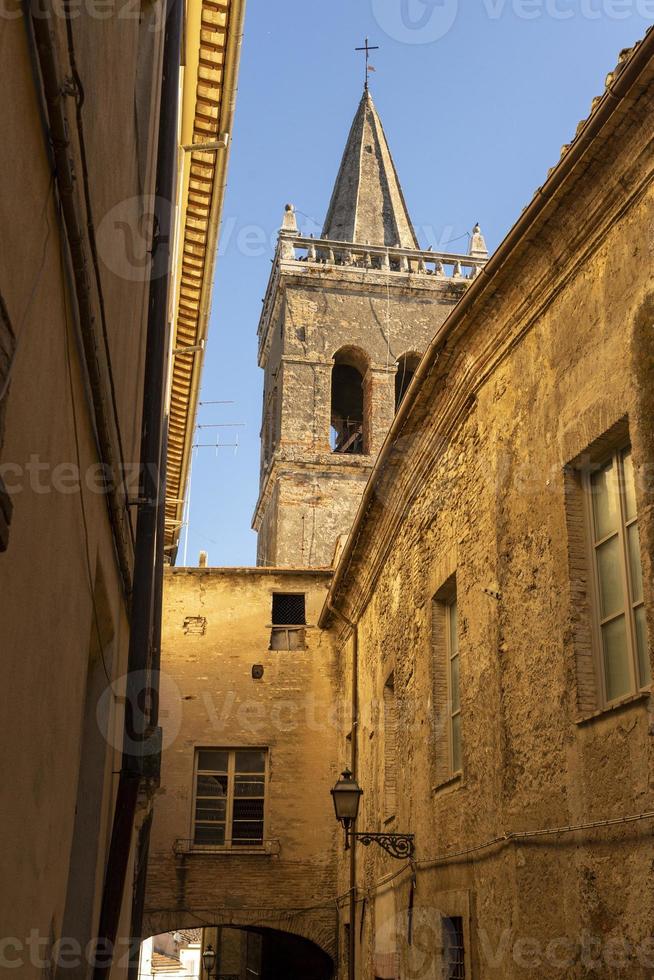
[92,0,183,972]
[328,600,358,980]
[125,414,169,980]
[150,414,169,727]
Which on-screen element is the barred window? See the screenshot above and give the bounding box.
[193,748,266,848]
[272,593,305,625]
[443,916,466,979]
[270,593,306,651]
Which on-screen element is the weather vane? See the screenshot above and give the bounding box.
[355,37,379,90]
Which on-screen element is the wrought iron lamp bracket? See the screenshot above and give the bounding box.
[350,830,414,859]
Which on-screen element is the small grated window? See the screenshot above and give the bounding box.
[443,916,466,979]
[270,594,306,651]
[272,593,306,626]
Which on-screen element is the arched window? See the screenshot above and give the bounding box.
[330,347,368,454]
[395,352,421,412]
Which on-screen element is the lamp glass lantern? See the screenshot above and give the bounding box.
[330,768,363,829]
[202,944,217,975]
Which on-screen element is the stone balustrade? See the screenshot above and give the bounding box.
[277,233,486,280]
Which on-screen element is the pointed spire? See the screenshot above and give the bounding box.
[468,222,488,259]
[322,91,419,249]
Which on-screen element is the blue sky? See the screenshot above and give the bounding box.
[181,0,652,568]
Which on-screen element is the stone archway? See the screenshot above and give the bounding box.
[143,906,338,971]
[230,926,333,980]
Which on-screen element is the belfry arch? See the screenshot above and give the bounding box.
[330,345,369,455]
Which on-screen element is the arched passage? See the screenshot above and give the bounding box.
[143,904,337,973]
[139,923,334,980]
[330,346,369,454]
[246,926,333,979]
[395,352,421,412]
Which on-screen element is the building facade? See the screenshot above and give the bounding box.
[144,568,341,976]
[0,0,244,975]
[321,32,654,980]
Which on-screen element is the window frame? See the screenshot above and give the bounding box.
[269,591,307,651]
[442,915,466,980]
[431,573,463,786]
[191,748,268,850]
[582,446,649,707]
[446,597,462,775]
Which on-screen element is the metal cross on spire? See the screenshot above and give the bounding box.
[355,37,379,90]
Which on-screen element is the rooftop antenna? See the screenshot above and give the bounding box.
[181,399,244,565]
[355,37,379,91]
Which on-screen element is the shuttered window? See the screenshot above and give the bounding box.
[432,575,462,783]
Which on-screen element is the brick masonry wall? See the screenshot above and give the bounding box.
[145,569,344,962]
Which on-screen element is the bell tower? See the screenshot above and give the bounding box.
[253,90,487,568]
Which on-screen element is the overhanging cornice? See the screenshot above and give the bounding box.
[164,0,247,558]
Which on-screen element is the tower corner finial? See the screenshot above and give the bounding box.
[469,222,489,259]
[281,203,298,234]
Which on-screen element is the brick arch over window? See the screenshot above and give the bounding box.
[143,908,338,963]
[395,351,421,412]
[330,345,370,455]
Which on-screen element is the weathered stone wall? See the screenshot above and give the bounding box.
[329,65,654,980]
[145,568,344,963]
[255,271,467,567]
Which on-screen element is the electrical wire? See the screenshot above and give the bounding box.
[59,205,111,684]
[414,808,654,869]
[439,230,471,247]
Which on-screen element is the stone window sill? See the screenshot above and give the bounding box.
[574,690,651,727]
[174,838,280,857]
[432,771,464,796]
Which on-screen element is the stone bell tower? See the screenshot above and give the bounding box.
[253,89,487,568]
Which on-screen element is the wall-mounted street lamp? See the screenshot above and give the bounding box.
[201,944,217,977]
[330,769,414,859]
